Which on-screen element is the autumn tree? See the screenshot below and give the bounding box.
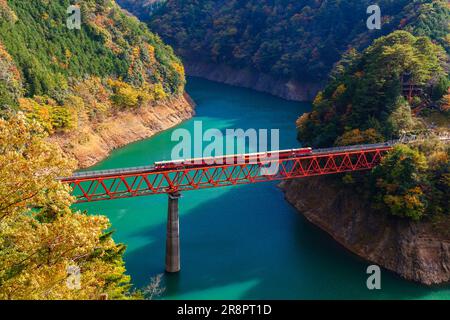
[335,128,383,147]
[370,145,429,221]
[0,114,134,299]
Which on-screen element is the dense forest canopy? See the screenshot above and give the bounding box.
[0,0,185,121]
[298,31,448,148]
[120,0,450,82]
[0,0,187,135]
[297,30,449,221]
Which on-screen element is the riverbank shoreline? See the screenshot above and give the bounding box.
[280,177,450,286]
[184,60,323,102]
[51,93,195,169]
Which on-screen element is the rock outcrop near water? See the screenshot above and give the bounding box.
[51,94,195,168]
[281,177,450,285]
[185,60,322,102]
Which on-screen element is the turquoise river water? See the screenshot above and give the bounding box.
[75,77,450,299]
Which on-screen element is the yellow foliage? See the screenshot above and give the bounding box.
[151,82,167,101]
[19,97,53,133]
[147,44,155,62]
[63,95,85,111]
[171,61,185,79]
[313,91,324,107]
[65,49,72,60]
[0,115,133,300]
[109,79,140,108]
[19,97,76,133]
[404,190,423,211]
[332,84,346,99]
[428,151,448,170]
[132,46,141,59]
[108,79,169,106]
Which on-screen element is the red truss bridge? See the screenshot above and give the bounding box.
[62,142,394,204]
[61,137,442,273]
[61,133,449,273]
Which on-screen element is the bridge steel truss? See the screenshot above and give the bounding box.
[62,138,450,273]
[63,145,392,204]
[62,144,393,273]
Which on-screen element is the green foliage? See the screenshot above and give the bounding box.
[50,105,76,132]
[431,77,450,102]
[402,0,450,53]
[0,0,187,135]
[0,43,22,113]
[296,29,449,222]
[370,143,449,221]
[297,31,446,147]
[371,145,428,221]
[117,0,166,18]
[386,99,418,134]
[120,0,449,82]
[0,0,185,105]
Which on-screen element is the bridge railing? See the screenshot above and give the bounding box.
[64,132,449,181]
[66,143,387,180]
[71,165,158,179]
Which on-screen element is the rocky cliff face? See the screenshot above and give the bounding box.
[281,177,450,285]
[50,94,195,168]
[185,60,322,102]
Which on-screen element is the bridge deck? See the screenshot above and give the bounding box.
[62,133,449,203]
[65,141,394,181]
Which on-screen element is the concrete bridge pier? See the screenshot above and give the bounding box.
[166,192,181,273]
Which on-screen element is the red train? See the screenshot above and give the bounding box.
[154,148,313,170]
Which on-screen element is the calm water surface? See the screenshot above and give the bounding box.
[75,77,450,299]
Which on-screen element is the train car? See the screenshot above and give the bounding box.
[277,147,313,159]
[153,147,313,169]
[154,159,185,170]
[293,147,313,156]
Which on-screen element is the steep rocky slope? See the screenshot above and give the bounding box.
[282,177,450,285]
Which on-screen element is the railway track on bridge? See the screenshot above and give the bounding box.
[61,133,449,273]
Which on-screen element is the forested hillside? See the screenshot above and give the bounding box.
[298,31,448,148]
[0,0,185,132]
[119,0,449,82]
[298,30,449,221]
[0,0,185,299]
